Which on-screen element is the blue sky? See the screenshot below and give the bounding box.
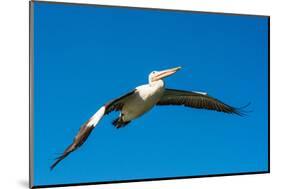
[33,2,269,186]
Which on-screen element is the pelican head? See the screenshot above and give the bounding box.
[149,66,181,84]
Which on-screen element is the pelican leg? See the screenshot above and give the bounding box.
[112,116,131,129]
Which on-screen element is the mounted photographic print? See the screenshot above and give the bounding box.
[29,1,270,188]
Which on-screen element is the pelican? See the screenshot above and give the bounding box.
[51,66,245,170]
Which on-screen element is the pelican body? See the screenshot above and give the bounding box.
[113,67,178,127]
[51,66,244,170]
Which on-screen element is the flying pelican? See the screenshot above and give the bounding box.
[51,66,245,170]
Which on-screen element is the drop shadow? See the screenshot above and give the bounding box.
[18,180,29,188]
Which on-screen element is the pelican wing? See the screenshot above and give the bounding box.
[157,88,243,115]
[104,89,136,114]
[50,89,136,170]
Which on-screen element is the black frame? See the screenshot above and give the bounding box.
[29,1,270,188]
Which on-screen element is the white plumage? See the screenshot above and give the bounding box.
[51,66,245,170]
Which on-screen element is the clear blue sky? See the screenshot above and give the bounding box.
[33,2,269,186]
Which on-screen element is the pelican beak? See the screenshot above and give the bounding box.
[153,66,181,81]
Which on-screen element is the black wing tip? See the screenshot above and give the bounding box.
[50,160,59,171]
[50,150,71,171]
[50,141,77,170]
[232,102,252,117]
[50,125,94,170]
[50,157,62,170]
